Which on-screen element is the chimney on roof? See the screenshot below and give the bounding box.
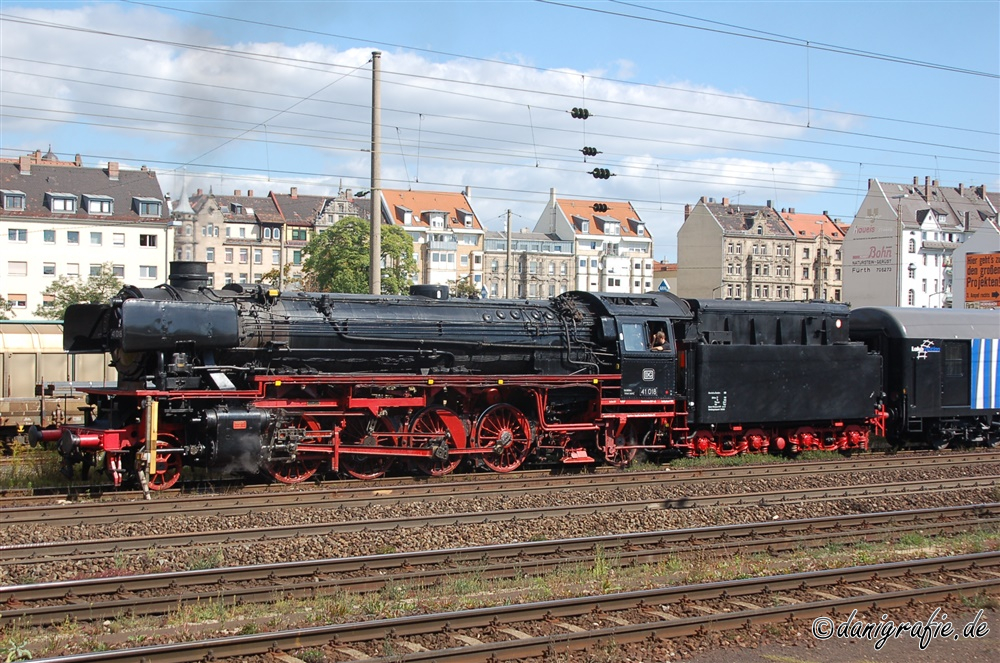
[684,204,692,219]
[18,155,31,175]
[766,199,772,208]
[234,190,242,197]
[247,190,254,197]
[722,197,730,206]
[965,211,971,232]
[197,188,203,196]
[699,196,706,203]
[34,150,41,160]
[913,176,919,185]
[464,185,471,198]
[789,207,795,214]
[108,162,119,181]
[959,183,964,195]
[925,176,930,198]
[74,154,82,166]
[823,211,828,216]
[978,184,986,199]
[290,187,298,199]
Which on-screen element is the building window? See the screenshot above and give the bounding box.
[42,263,56,276]
[113,264,125,277]
[1,190,26,210]
[139,265,158,279]
[89,264,102,276]
[239,248,249,264]
[908,264,916,279]
[139,234,157,247]
[7,294,26,309]
[83,195,113,214]
[43,229,56,243]
[292,228,308,241]
[8,261,28,276]
[292,250,302,265]
[239,273,248,284]
[113,233,126,246]
[272,250,280,264]
[66,263,79,276]
[206,247,215,262]
[254,249,262,264]
[802,247,810,259]
[47,193,77,212]
[225,248,234,264]
[907,289,915,305]
[133,198,162,217]
[908,238,916,252]
[802,267,809,279]
[7,228,27,242]
[461,255,469,266]
[264,227,272,239]
[90,232,102,246]
[224,272,233,285]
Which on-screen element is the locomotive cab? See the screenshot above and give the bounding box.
[616,317,677,400]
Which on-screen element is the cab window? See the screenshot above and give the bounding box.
[621,323,647,352]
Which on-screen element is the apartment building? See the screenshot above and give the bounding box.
[0,149,170,319]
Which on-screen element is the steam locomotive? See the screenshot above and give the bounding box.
[35,262,999,490]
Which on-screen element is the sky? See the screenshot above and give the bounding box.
[1,0,997,262]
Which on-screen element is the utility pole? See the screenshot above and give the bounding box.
[505,209,512,298]
[369,51,382,295]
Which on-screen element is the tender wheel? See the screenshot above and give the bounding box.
[409,406,464,477]
[265,415,325,484]
[475,404,532,473]
[339,415,397,480]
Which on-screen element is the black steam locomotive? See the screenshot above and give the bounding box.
[38,262,998,490]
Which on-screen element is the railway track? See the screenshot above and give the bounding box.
[3,474,998,565]
[3,503,998,628]
[22,551,1000,662]
[2,448,998,504]
[3,451,997,526]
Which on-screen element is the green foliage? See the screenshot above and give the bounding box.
[449,276,480,298]
[302,217,416,294]
[34,263,123,319]
[1,639,31,662]
[0,297,12,321]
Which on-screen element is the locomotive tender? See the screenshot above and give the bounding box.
[38,262,998,490]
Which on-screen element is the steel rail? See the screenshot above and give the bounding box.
[3,503,999,627]
[3,474,998,564]
[25,552,1000,663]
[2,452,996,527]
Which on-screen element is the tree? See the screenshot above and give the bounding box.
[449,276,480,298]
[34,263,124,320]
[302,216,416,294]
[0,296,12,321]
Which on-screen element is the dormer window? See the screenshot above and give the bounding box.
[46,192,77,213]
[230,202,244,214]
[422,211,446,229]
[1,190,25,210]
[459,210,474,228]
[581,221,589,233]
[396,205,412,225]
[133,197,162,217]
[757,226,763,235]
[636,223,645,236]
[83,194,114,215]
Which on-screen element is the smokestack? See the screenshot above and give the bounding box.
[924,177,930,198]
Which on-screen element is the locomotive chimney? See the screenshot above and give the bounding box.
[168,261,210,290]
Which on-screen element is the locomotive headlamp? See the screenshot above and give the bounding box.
[835,320,842,329]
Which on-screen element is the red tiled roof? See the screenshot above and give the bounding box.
[781,211,845,239]
[381,189,482,230]
[556,198,650,238]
